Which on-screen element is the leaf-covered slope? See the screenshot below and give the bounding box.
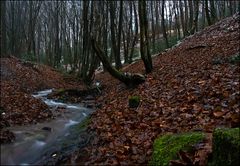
[0,56,86,142]
[82,13,240,165]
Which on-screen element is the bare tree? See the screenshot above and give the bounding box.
[1,0,7,57]
[138,0,152,73]
[190,0,199,34]
[129,2,138,64]
[161,0,169,48]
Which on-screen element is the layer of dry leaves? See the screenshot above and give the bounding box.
[0,57,85,143]
[0,13,239,164]
[72,13,239,165]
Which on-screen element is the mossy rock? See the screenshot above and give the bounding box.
[228,53,240,64]
[209,128,240,166]
[129,96,140,108]
[56,88,66,95]
[149,132,205,166]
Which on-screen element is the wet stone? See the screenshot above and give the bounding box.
[85,95,94,100]
[42,127,52,132]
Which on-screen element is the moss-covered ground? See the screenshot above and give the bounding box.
[209,127,239,166]
[150,132,205,166]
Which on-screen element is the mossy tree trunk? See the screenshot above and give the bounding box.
[91,39,145,87]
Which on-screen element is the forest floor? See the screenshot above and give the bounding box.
[71,13,240,165]
[0,13,239,164]
[0,57,86,143]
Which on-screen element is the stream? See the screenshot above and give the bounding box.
[1,89,94,165]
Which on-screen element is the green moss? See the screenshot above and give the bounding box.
[57,88,65,94]
[57,117,91,148]
[129,96,140,108]
[150,35,181,55]
[228,53,240,64]
[150,132,205,166]
[209,128,240,166]
[73,117,91,131]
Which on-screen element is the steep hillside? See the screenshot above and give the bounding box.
[76,13,240,165]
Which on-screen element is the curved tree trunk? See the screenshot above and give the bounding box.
[91,39,145,87]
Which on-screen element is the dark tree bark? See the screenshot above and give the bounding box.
[210,0,217,23]
[179,0,187,37]
[138,0,153,73]
[184,0,189,33]
[161,0,169,48]
[91,39,145,87]
[173,1,181,40]
[109,1,121,70]
[116,0,123,68]
[205,0,212,25]
[155,1,160,39]
[188,0,194,30]
[54,1,60,67]
[201,0,206,29]
[129,2,138,64]
[190,0,199,34]
[1,0,7,57]
[150,1,156,52]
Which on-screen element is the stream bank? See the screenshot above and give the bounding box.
[0,89,95,165]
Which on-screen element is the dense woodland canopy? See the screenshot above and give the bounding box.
[1,0,239,83]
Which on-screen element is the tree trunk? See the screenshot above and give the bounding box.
[173,1,181,40]
[190,0,199,34]
[188,0,194,30]
[161,0,169,48]
[179,0,187,37]
[109,1,121,70]
[129,2,138,64]
[210,0,217,23]
[150,1,156,52]
[184,0,189,33]
[116,0,123,68]
[205,0,212,25]
[1,0,7,57]
[91,39,145,87]
[138,0,153,73]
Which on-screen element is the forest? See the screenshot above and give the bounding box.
[0,0,240,165]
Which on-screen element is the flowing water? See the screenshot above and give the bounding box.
[1,89,94,165]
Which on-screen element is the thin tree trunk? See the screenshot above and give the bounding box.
[139,0,153,73]
[129,2,138,64]
[109,2,119,69]
[150,1,155,52]
[205,0,212,25]
[174,1,181,40]
[210,0,217,23]
[161,0,169,48]
[179,0,187,37]
[190,0,199,34]
[188,0,194,30]
[1,1,7,57]
[116,0,123,69]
